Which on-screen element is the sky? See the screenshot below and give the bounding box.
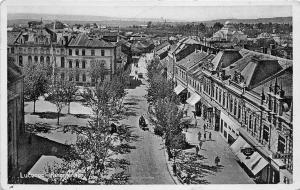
[6,0,293,21]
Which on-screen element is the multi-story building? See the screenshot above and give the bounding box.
[166,41,293,184]
[8,29,118,86]
[7,57,24,178]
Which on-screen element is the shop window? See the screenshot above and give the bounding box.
[19,56,23,66]
[40,56,44,64]
[34,56,38,63]
[263,125,269,142]
[46,56,50,64]
[278,135,285,153]
[28,56,32,64]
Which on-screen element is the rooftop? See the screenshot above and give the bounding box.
[68,33,115,48]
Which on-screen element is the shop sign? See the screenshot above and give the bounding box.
[241,147,255,159]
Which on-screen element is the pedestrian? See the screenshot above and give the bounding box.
[195,145,199,155]
[215,156,220,166]
[197,131,201,141]
[203,132,206,140]
[185,124,188,132]
[209,132,212,140]
[172,164,177,176]
[199,141,203,149]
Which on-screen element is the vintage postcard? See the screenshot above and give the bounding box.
[0,0,299,189]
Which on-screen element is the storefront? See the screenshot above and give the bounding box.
[174,84,187,103]
[220,112,240,145]
[230,136,269,181]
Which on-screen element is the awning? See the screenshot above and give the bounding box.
[174,85,186,95]
[230,136,248,154]
[186,93,201,106]
[231,136,269,176]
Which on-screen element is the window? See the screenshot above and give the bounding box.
[230,97,233,113]
[11,47,15,54]
[75,49,79,56]
[82,61,86,69]
[249,115,252,129]
[46,56,50,64]
[61,73,65,80]
[234,100,237,116]
[223,92,226,107]
[28,56,32,64]
[91,49,95,56]
[61,49,65,54]
[76,60,79,68]
[76,74,79,81]
[274,101,278,113]
[101,49,105,56]
[69,49,72,55]
[34,56,38,63]
[219,89,222,103]
[34,48,38,53]
[263,125,269,142]
[69,74,73,81]
[19,56,23,66]
[61,57,65,67]
[69,61,72,68]
[278,135,285,153]
[220,119,223,133]
[238,104,241,119]
[40,56,44,64]
[82,74,86,82]
[254,118,257,134]
[82,49,85,56]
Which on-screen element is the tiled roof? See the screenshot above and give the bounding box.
[68,33,115,48]
[154,41,170,52]
[252,66,292,97]
[7,31,22,45]
[211,49,242,71]
[177,51,207,70]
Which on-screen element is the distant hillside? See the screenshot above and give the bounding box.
[7,13,292,27]
[202,17,292,26]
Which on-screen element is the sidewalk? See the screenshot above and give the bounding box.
[179,114,255,184]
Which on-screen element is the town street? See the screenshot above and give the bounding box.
[120,55,175,184]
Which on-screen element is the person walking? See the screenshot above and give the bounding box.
[195,145,199,155]
[197,131,201,142]
[215,156,220,166]
[209,132,212,140]
[199,141,203,149]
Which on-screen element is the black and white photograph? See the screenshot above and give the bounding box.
[1,0,299,188]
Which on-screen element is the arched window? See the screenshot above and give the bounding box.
[61,73,65,80]
[40,56,44,64]
[28,56,32,64]
[76,60,79,68]
[34,56,38,63]
[19,56,23,66]
[46,56,50,64]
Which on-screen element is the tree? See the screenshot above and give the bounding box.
[89,60,109,85]
[212,22,224,32]
[24,62,50,113]
[149,98,188,161]
[47,80,68,125]
[64,81,78,114]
